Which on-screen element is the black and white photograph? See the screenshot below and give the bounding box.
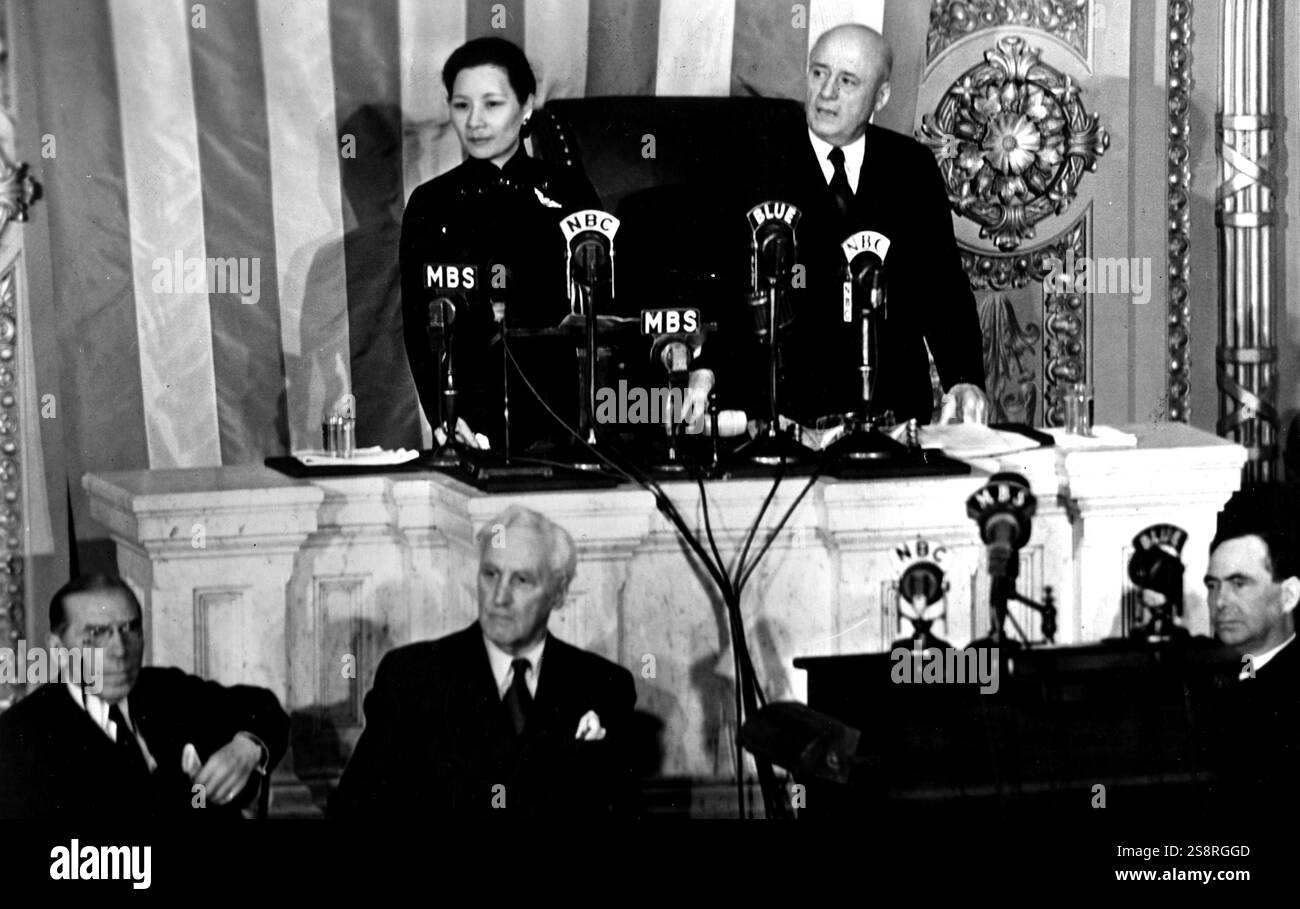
[0,0,1296,891]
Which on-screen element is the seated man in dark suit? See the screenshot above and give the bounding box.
[1203,487,1300,808]
[330,505,637,818]
[0,573,289,819]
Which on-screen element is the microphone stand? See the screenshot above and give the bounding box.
[427,301,465,469]
[827,268,905,464]
[736,277,811,467]
[567,282,614,472]
[970,563,1057,651]
[500,302,511,464]
[659,365,688,474]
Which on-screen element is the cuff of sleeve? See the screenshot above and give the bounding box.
[236,731,270,774]
[688,368,715,391]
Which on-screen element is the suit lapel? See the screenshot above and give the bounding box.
[45,685,156,805]
[855,127,878,205]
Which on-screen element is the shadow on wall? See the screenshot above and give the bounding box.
[291,102,422,454]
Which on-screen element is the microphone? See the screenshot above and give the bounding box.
[746,200,801,287]
[426,296,459,353]
[560,210,621,447]
[423,260,476,459]
[1128,524,1188,631]
[746,201,801,340]
[571,239,609,301]
[424,259,477,354]
[642,308,702,381]
[756,222,794,283]
[841,231,892,410]
[894,559,951,651]
[561,209,620,315]
[966,472,1036,582]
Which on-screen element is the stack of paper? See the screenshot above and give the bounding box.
[1045,426,1138,449]
[292,447,421,467]
[916,423,1044,458]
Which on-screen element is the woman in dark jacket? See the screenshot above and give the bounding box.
[401,37,600,453]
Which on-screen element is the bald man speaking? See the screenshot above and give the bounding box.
[749,24,987,427]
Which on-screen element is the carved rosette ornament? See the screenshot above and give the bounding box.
[919,35,1108,252]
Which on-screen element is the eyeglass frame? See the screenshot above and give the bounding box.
[71,618,144,647]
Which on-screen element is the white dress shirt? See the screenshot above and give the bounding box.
[1240,632,1296,679]
[484,633,547,699]
[64,682,158,773]
[809,129,866,195]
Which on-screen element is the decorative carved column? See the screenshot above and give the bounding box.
[1167,1,1193,423]
[0,7,41,710]
[1216,0,1277,482]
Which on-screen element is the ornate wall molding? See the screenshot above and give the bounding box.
[0,153,37,241]
[927,0,1093,63]
[957,215,1086,427]
[0,264,22,671]
[1039,217,1089,425]
[1216,0,1277,481]
[1166,1,1192,423]
[979,292,1042,423]
[919,35,1108,251]
[0,7,36,710]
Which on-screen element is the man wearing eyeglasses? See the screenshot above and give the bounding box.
[0,573,289,819]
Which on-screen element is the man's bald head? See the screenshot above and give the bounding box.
[805,24,893,146]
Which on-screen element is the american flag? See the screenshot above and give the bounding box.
[25,0,915,535]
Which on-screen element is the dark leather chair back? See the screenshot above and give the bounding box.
[530,97,807,314]
[533,96,805,209]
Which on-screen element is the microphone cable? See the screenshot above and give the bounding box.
[503,317,807,820]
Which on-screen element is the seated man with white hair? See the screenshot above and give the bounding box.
[330,505,637,818]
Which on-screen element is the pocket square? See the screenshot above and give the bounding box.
[574,710,607,741]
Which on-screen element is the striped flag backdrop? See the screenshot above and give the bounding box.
[24,0,929,540]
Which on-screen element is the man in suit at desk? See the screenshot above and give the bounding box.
[330,504,636,818]
[0,573,289,819]
[1204,488,1300,808]
[741,24,987,428]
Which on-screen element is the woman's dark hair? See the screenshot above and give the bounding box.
[442,37,537,102]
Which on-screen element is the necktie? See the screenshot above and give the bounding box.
[108,703,149,777]
[503,657,533,736]
[827,146,854,220]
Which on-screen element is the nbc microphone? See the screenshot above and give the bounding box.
[841,231,891,410]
